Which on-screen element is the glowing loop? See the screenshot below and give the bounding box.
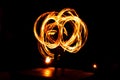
[34,8,88,59]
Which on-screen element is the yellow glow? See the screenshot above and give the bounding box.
[33,8,88,59]
[42,68,53,77]
[93,64,97,69]
[45,57,51,64]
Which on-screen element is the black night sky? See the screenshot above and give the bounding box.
[0,0,119,79]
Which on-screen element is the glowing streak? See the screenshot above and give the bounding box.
[33,8,88,59]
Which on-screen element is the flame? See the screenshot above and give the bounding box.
[45,56,51,64]
[33,8,88,59]
[93,63,97,69]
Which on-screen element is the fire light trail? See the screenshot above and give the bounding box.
[33,8,88,59]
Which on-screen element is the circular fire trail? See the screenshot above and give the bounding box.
[33,8,88,59]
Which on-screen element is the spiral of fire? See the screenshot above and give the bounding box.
[33,8,88,59]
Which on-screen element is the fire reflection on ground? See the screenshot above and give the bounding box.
[19,67,94,79]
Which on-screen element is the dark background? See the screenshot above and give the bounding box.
[0,0,119,77]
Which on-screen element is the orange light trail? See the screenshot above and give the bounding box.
[33,8,88,59]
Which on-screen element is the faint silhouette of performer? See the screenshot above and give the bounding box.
[60,48,65,76]
[54,46,65,77]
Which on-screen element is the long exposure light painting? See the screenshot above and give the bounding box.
[33,8,88,59]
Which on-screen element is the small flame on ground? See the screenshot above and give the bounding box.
[93,63,97,69]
